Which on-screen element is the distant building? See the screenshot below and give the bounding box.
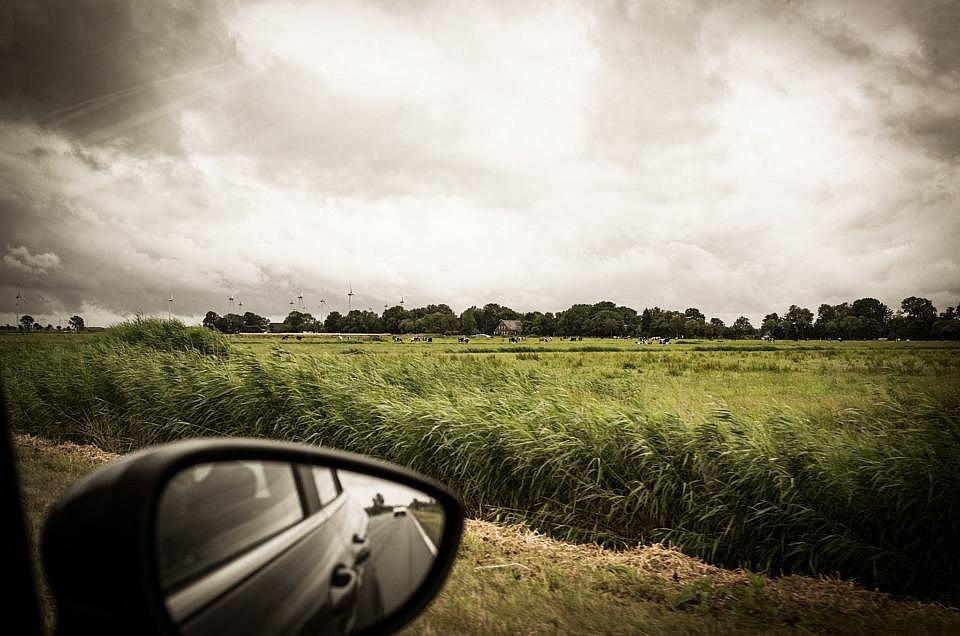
[269,322,286,333]
[239,325,265,334]
[494,319,522,336]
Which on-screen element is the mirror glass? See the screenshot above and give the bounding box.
[155,460,446,636]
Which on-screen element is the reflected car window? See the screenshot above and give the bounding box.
[156,460,303,591]
[312,466,340,507]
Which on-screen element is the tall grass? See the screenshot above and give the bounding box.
[105,317,230,356]
[3,324,959,598]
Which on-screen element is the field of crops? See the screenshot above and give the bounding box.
[3,322,959,599]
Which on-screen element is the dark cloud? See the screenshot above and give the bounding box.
[904,0,960,77]
[889,104,960,161]
[0,0,239,153]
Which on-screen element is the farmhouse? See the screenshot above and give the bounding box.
[239,325,265,334]
[494,319,522,336]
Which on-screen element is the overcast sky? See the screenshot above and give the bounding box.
[1,0,958,327]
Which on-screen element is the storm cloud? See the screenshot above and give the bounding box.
[1,0,957,327]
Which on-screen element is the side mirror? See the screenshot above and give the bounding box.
[42,439,464,636]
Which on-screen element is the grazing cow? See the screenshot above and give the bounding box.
[393,336,403,343]
[295,335,303,341]
[281,335,289,341]
[457,336,470,343]
[427,337,433,343]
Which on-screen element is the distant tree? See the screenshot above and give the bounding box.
[45,324,53,331]
[761,313,783,339]
[557,304,592,336]
[639,307,660,336]
[19,315,34,331]
[214,313,244,334]
[341,310,383,333]
[33,322,42,331]
[901,296,938,323]
[283,310,317,333]
[203,311,219,330]
[784,305,814,340]
[585,309,623,337]
[932,302,960,340]
[541,311,558,336]
[382,305,410,333]
[411,311,456,334]
[731,316,755,339]
[899,296,938,339]
[932,318,960,340]
[242,311,270,330]
[459,307,479,334]
[708,317,725,338]
[218,311,245,331]
[68,315,85,331]
[846,298,891,339]
[684,308,705,323]
[851,297,892,324]
[323,311,343,333]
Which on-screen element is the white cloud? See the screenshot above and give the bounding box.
[3,246,62,275]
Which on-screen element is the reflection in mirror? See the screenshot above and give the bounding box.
[337,470,445,632]
[155,461,445,636]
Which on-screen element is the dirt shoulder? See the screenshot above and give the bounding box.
[13,434,959,635]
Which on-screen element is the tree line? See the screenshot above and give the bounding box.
[5,315,85,332]
[200,295,960,340]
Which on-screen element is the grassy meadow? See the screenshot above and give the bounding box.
[3,323,960,600]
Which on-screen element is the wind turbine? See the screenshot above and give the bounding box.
[15,288,23,325]
[399,296,405,308]
[228,295,235,314]
[168,293,175,320]
[347,283,355,312]
[237,299,243,313]
[297,289,306,313]
[318,291,327,324]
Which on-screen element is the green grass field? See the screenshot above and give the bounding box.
[3,323,959,599]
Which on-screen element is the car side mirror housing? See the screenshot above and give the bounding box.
[42,438,464,636]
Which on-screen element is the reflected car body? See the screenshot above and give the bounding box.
[168,464,370,636]
[393,507,407,517]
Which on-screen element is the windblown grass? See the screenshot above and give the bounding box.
[105,317,230,356]
[3,323,959,599]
